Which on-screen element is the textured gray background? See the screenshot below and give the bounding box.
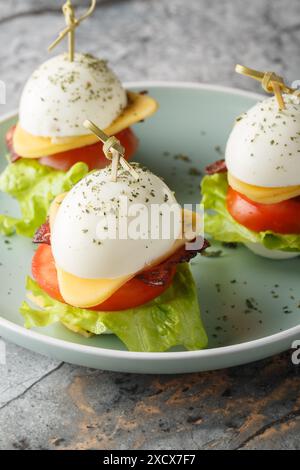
[0,0,300,451]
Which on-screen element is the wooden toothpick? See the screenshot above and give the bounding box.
[63,1,75,62]
[48,0,97,62]
[235,64,298,110]
[83,120,139,182]
[83,120,124,154]
[110,148,120,182]
[271,81,285,110]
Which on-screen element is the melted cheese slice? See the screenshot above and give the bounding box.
[56,269,133,309]
[228,172,300,204]
[49,195,201,309]
[14,91,158,158]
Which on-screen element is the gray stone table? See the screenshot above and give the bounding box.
[0,0,300,450]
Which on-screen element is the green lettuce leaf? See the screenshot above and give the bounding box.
[0,159,89,237]
[201,173,300,251]
[20,264,208,353]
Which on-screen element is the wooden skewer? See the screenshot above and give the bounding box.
[235,64,296,94]
[235,64,291,110]
[63,1,75,62]
[110,149,120,183]
[119,157,139,180]
[83,120,124,154]
[48,25,76,53]
[48,0,97,62]
[271,81,286,110]
[235,64,265,83]
[83,120,139,182]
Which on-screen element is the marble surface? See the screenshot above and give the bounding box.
[0,0,300,451]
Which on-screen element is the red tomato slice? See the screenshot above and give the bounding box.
[92,271,175,311]
[39,128,139,171]
[32,245,175,312]
[32,244,65,303]
[227,186,300,234]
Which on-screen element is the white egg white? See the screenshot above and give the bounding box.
[19,53,127,138]
[51,165,182,279]
[244,242,299,260]
[225,94,300,187]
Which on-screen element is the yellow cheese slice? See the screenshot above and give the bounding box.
[49,195,202,309]
[228,172,300,204]
[56,269,133,309]
[13,91,158,158]
[49,192,67,229]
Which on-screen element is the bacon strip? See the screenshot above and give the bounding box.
[137,238,210,286]
[33,226,209,286]
[33,222,51,245]
[205,159,227,175]
[5,126,21,163]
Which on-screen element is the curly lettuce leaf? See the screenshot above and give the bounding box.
[201,173,300,251]
[0,159,89,237]
[20,264,208,353]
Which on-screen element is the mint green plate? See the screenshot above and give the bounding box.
[0,82,299,374]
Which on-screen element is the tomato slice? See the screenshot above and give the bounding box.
[32,245,175,312]
[227,186,300,234]
[93,271,175,311]
[32,244,64,303]
[38,128,139,171]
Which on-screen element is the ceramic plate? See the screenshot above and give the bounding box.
[0,82,299,374]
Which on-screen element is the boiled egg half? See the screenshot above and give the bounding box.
[50,164,190,308]
[226,94,300,204]
[13,53,158,158]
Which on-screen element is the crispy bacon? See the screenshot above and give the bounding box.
[33,222,209,287]
[33,222,51,245]
[205,159,227,175]
[137,238,210,286]
[5,126,21,163]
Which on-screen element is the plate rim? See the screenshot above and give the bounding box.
[1,80,299,361]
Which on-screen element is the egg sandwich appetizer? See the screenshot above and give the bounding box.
[202,66,300,258]
[21,136,208,352]
[0,1,157,238]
